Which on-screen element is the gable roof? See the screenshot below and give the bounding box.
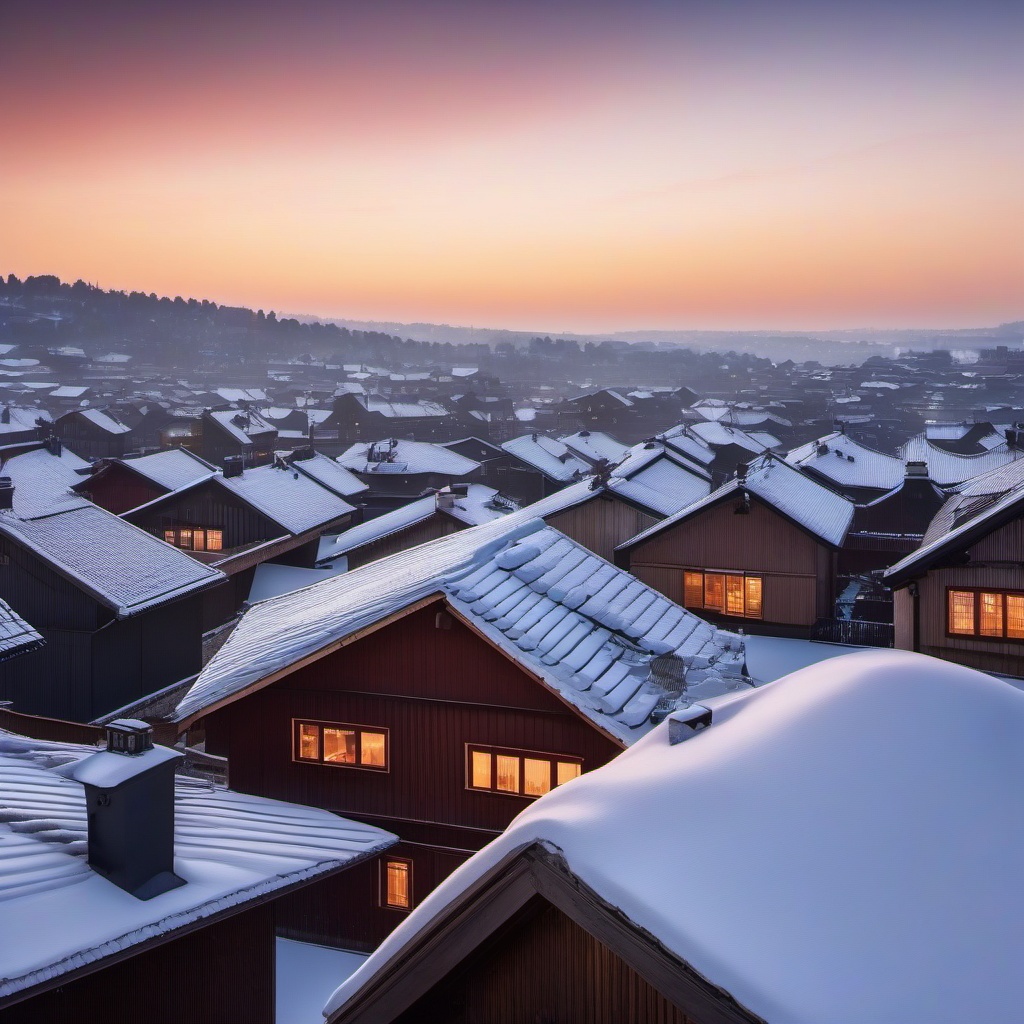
[686,420,772,454]
[786,431,904,491]
[339,439,480,477]
[621,454,855,551]
[559,431,631,466]
[173,517,747,742]
[0,505,224,617]
[116,448,219,493]
[288,451,369,498]
[501,434,590,482]
[326,651,1024,1024]
[0,444,92,518]
[0,730,395,1005]
[899,434,1024,487]
[72,408,132,436]
[204,408,277,444]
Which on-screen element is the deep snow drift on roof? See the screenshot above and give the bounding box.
[326,650,1024,1024]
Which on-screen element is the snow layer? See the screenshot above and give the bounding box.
[120,448,218,492]
[0,732,395,1001]
[787,431,904,490]
[901,434,1024,487]
[1,444,92,518]
[501,434,590,482]
[339,439,479,477]
[0,598,44,660]
[326,651,1024,1024]
[277,940,366,1024]
[559,431,630,466]
[290,452,368,498]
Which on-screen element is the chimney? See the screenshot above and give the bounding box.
[667,704,713,744]
[1007,428,1018,450]
[47,436,62,457]
[67,720,185,900]
[436,486,456,510]
[223,455,244,478]
[736,462,748,482]
[906,460,929,478]
[0,477,14,511]
[0,407,9,425]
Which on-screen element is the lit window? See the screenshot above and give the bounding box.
[294,721,388,770]
[163,527,226,552]
[206,529,223,552]
[467,745,582,798]
[382,858,412,910]
[164,529,176,544]
[684,570,763,619]
[948,589,1024,641]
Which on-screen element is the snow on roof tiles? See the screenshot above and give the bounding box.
[624,454,854,549]
[219,462,356,535]
[76,408,132,435]
[686,420,772,452]
[121,448,219,492]
[0,505,224,616]
[608,456,711,518]
[786,431,904,490]
[900,434,1024,487]
[206,408,277,444]
[175,517,747,740]
[0,731,395,1001]
[0,600,44,660]
[289,452,368,498]
[0,445,92,518]
[359,397,448,418]
[501,434,590,482]
[0,407,46,436]
[339,440,480,477]
[327,651,1024,1024]
[559,431,630,466]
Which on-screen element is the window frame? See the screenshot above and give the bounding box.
[379,856,414,912]
[162,526,224,552]
[464,743,582,799]
[945,586,1024,643]
[292,719,390,772]
[683,569,764,620]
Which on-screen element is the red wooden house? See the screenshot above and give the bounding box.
[168,517,747,951]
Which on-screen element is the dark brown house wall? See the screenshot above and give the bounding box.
[0,902,276,1024]
[83,464,165,514]
[345,515,462,571]
[396,897,693,1024]
[626,498,825,629]
[546,495,657,563]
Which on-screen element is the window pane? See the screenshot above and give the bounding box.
[683,571,704,608]
[979,592,1004,637]
[725,576,745,616]
[471,750,492,789]
[556,762,581,786]
[163,529,176,544]
[703,574,725,612]
[386,861,410,909]
[1007,595,1024,639]
[192,530,206,551]
[496,755,520,793]
[523,758,551,797]
[207,529,223,551]
[744,576,763,619]
[948,591,975,635]
[360,731,387,768]
[179,528,193,549]
[323,728,357,763]
[298,723,320,760]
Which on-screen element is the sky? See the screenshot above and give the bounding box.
[2,0,1021,333]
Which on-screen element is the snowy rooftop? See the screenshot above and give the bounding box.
[206,408,277,444]
[686,419,772,452]
[76,407,132,435]
[289,452,368,498]
[657,426,716,469]
[0,505,224,617]
[623,454,855,550]
[339,439,480,477]
[0,445,92,518]
[606,450,711,518]
[0,731,396,1003]
[175,517,747,742]
[558,431,630,466]
[786,431,904,490]
[900,434,1024,487]
[358,397,448,419]
[120,448,219,493]
[0,600,44,661]
[501,434,590,482]
[0,408,46,435]
[327,651,1024,1024]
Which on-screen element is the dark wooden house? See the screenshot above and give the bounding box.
[169,518,745,952]
[53,407,134,460]
[617,455,854,637]
[0,725,395,1024]
[326,393,464,444]
[556,389,636,436]
[441,437,531,499]
[500,433,591,502]
[199,408,279,469]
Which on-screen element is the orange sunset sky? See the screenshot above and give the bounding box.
[2,0,1021,333]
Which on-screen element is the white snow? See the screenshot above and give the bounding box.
[276,939,366,1024]
[743,635,871,683]
[326,651,1024,1024]
[787,431,904,490]
[339,439,480,477]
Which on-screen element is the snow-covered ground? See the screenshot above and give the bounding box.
[277,939,366,1024]
[744,634,872,683]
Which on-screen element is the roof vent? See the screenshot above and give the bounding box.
[0,477,14,511]
[223,455,244,478]
[667,704,713,744]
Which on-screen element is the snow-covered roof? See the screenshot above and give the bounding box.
[219,462,356,535]
[327,651,1024,1024]
[205,408,277,444]
[607,455,711,518]
[559,431,630,466]
[0,505,224,617]
[120,448,219,492]
[358,397,448,419]
[787,431,904,490]
[0,407,45,436]
[0,600,44,661]
[623,454,854,550]
[48,385,89,399]
[0,445,92,518]
[0,730,396,1003]
[75,408,132,435]
[657,426,717,469]
[686,420,771,452]
[174,517,747,741]
[289,452,368,498]
[215,387,268,404]
[900,434,1024,487]
[501,434,590,482]
[339,440,480,477]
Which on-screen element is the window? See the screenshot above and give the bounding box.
[293,720,389,770]
[163,527,223,552]
[683,570,763,619]
[948,588,1024,641]
[381,858,412,910]
[466,744,582,798]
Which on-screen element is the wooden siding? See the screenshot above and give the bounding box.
[83,464,166,515]
[627,499,827,628]
[893,587,914,651]
[0,902,275,1024]
[346,515,463,572]
[547,494,657,563]
[397,897,694,1024]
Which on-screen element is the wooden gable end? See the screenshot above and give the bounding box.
[546,493,657,563]
[84,463,166,515]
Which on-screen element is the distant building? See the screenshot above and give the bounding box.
[53,407,134,460]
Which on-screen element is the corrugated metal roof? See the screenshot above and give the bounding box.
[788,432,904,490]
[0,600,44,661]
[121,448,218,492]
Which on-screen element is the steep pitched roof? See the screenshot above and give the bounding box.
[501,434,589,482]
[174,517,747,742]
[559,431,630,466]
[0,445,92,518]
[116,448,219,492]
[621,454,854,551]
[786,432,904,491]
[0,730,395,1004]
[288,451,368,499]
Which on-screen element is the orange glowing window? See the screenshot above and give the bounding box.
[382,858,412,910]
[948,589,1024,641]
[294,721,388,770]
[467,745,582,798]
[684,570,763,619]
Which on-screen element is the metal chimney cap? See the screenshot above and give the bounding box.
[105,718,154,756]
[667,704,713,745]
